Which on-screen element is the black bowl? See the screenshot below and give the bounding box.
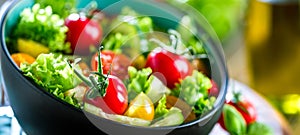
[0,0,228,134]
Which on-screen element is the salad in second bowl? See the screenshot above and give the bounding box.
[6,0,218,127]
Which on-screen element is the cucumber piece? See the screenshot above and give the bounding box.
[150,107,184,127]
[83,103,108,119]
[83,103,151,127]
[107,114,151,127]
[146,76,170,103]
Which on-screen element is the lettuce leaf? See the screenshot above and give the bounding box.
[154,95,169,119]
[173,70,214,115]
[127,66,153,101]
[20,53,82,107]
[35,0,76,18]
[13,4,71,53]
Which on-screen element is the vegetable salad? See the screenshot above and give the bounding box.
[7,1,217,127]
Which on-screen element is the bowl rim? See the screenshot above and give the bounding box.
[0,0,229,130]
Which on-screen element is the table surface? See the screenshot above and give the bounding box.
[0,79,292,135]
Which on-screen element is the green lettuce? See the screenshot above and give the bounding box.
[127,66,153,101]
[35,0,76,18]
[173,70,215,115]
[154,95,169,119]
[20,53,82,107]
[13,4,71,53]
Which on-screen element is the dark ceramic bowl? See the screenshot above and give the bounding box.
[0,0,228,134]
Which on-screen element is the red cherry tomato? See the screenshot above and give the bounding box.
[145,47,193,89]
[91,50,131,80]
[228,97,257,125]
[84,75,128,115]
[65,13,102,55]
[218,93,257,130]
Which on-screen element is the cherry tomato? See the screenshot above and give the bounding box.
[218,92,257,131]
[145,47,193,89]
[84,75,128,115]
[228,94,257,125]
[65,13,102,55]
[91,50,131,80]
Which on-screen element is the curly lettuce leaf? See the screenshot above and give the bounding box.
[13,4,71,53]
[35,0,76,18]
[20,53,82,107]
[173,70,214,115]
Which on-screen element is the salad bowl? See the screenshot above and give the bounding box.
[0,0,228,134]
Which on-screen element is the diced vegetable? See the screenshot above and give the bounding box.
[166,95,196,123]
[11,53,35,67]
[124,92,154,121]
[147,76,170,103]
[17,38,49,58]
[84,103,151,126]
[150,107,184,127]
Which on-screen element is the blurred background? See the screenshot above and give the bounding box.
[1,0,300,134]
[187,0,300,134]
[168,0,300,134]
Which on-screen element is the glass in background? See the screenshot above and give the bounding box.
[245,0,300,134]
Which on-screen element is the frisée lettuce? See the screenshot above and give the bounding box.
[20,53,82,107]
[13,4,71,53]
